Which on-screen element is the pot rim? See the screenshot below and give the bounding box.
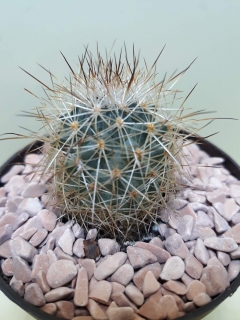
[0,138,240,320]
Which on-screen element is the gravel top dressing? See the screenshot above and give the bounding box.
[1,141,240,320]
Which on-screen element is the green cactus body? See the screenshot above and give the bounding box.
[55,103,171,210]
[17,47,203,241]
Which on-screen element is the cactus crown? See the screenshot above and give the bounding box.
[11,47,206,241]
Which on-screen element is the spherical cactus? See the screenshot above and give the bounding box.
[15,47,204,241]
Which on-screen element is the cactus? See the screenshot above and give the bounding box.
[8,47,206,241]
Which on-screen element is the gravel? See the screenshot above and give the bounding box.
[0,142,240,319]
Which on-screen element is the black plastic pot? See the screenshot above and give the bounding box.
[0,139,240,320]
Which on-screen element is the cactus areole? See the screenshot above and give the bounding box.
[16,47,206,242]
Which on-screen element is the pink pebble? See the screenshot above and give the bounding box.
[135,241,170,263]
[10,276,25,297]
[111,264,134,286]
[74,267,89,307]
[54,247,77,264]
[185,254,203,280]
[133,262,161,292]
[207,191,226,204]
[20,227,38,240]
[1,165,24,183]
[223,198,239,221]
[200,264,229,297]
[86,228,97,240]
[24,283,46,307]
[177,215,194,241]
[29,228,48,247]
[212,208,229,233]
[160,256,185,281]
[204,237,238,253]
[72,223,84,239]
[45,287,75,303]
[89,280,112,305]
[39,209,57,232]
[1,258,13,276]
[98,238,119,256]
[73,238,85,258]
[143,270,160,297]
[21,182,46,198]
[223,223,240,243]
[0,239,12,258]
[94,252,127,280]
[0,224,14,245]
[217,251,231,266]
[18,197,42,217]
[125,283,144,306]
[164,233,189,259]
[232,212,240,225]
[228,260,240,282]
[4,175,26,193]
[177,204,197,220]
[81,259,96,280]
[40,303,57,316]
[193,292,211,307]
[12,256,32,283]
[58,228,75,256]
[35,270,50,293]
[163,280,187,295]
[46,259,77,288]
[47,250,58,265]
[186,280,206,300]
[11,236,37,262]
[229,184,240,198]
[31,253,50,280]
[194,238,209,265]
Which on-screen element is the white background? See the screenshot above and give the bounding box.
[0,1,240,319]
